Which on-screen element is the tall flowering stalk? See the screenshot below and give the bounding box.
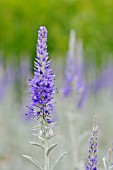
[23,26,66,170]
[75,40,87,108]
[86,115,98,170]
[62,29,87,108]
[27,26,56,124]
[62,29,76,97]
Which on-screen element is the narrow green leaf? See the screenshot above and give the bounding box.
[23,154,43,170]
[47,143,57,156]
[29,141,45,150]
[51,152,67,170]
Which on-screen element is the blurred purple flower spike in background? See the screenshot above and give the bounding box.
[91,64,113,93]
[20,57,31,83]
[75,40,87,108]
[0,59,14,100]
[62,29,76,97]
[62,30,87,108]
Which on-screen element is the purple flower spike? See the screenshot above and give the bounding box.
[27,26,56,124]
[86,115,98,170]
[62,30,77,97]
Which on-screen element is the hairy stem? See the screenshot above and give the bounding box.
[68,112,78,168]
[44,138,49,170]
[42,118,50,170]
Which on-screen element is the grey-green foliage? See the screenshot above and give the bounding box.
[103,148,113,170]
[50,152,67,170]
[23,154,43,170]
[23,139,66,170]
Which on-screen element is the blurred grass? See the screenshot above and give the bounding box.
[1,0,113,65]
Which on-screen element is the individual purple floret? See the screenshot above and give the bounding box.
[27,26,56,124]
[86,115,98,170]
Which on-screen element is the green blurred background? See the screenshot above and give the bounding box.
[0,0,113,65]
